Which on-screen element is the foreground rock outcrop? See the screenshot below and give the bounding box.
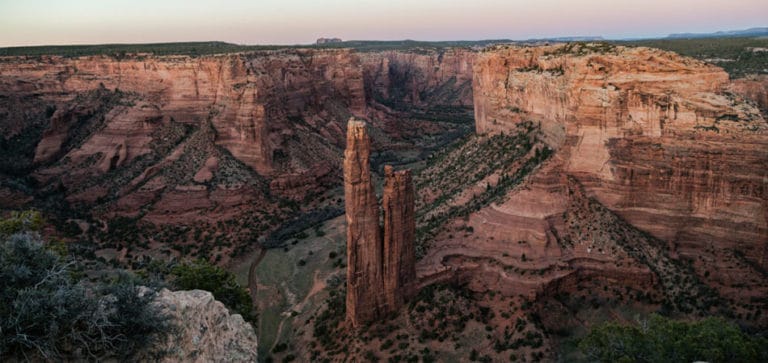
[344,119,416,327]
[148,289,258,362]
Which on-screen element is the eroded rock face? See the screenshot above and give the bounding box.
[0,50,367,256]
[148,289,258,362]
[414,44,768,330]
[730,75,768,116]
[382,166,417,310]
[344,118,386,325]
[360,49,475,108]
[472,44,768,266]
[344,119,416,327]
[0,49,365,176]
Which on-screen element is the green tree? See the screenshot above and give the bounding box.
[0,233,169,360]
[0,210,43,238]
[170,260,257,324]
[579,314,768,363]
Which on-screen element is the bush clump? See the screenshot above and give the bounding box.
[0,232,170,360]
[579,314,768,363]
[170,260,257,324]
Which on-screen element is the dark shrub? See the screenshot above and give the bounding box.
[0,233,170,360]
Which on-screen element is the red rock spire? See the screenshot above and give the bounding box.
[382,165,417,310]
[344,118,416,327]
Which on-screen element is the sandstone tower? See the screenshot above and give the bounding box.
[344,118,416,327]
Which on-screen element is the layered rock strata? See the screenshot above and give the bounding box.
[414,44,768,326]
[344,119,416,327]
[0,49,369,251]
[0,48,365,177]
[472,43,768,266]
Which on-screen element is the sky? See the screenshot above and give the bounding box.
[1,0,767,47]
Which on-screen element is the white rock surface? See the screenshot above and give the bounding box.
[149,289,258,362]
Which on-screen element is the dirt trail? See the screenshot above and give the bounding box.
[297,270,327,310]
[247,247,268,302]
[270,270,328,352]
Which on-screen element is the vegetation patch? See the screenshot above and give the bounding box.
[0,213,170,361]
[579,314,768,363]
[414,121,552,256]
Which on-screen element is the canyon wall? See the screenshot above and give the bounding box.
[344,119,416,327]
[472,43,768,265]
[0,49,372,264]
[360,49,475,108]
[0,49,365,176]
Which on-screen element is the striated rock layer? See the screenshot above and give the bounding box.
[0,49,369,258]
[0,48,365,178]
[472,43,768,267]
[414,44,768,330]
[344,119,416,327]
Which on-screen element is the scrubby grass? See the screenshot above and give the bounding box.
[0,214,170,361]
[414,121,552,256]
[578,314,768,363]
[251,216,346,359]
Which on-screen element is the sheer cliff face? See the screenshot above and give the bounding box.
[344,119,385,325]
[472,44,768,263]
[344,119,416,327]
[0,49,365,176]
[360,49,475,108]
[382,166,416,309]
[0,49,367,243]
[730,75,768,116]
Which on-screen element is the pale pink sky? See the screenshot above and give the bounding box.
[1,0,766,46]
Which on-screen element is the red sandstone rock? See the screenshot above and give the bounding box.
[0,49,367,229]
[344,119,386,326]
[344,119,416,327]
[416,45,768,322]
[0,49,365,176]
[360,49,475,107]
[382,166,417,310]
[471,44,768,266]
